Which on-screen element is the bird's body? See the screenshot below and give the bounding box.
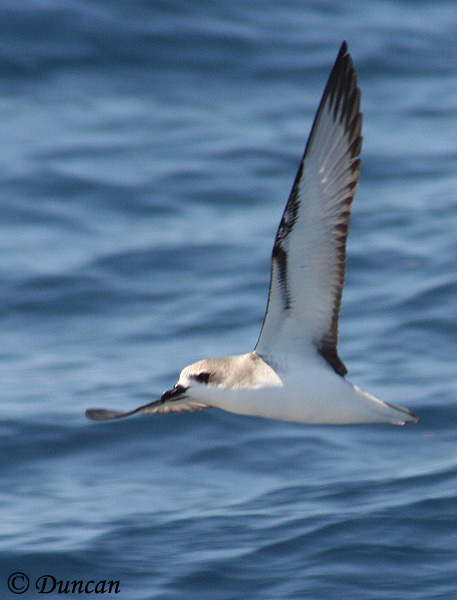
[86,42,418,427]
[177,352,414,425]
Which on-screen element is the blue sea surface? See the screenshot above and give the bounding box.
[1,1,457,598]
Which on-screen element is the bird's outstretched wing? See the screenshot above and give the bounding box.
[255,41,362,377]
[86,385,212,421]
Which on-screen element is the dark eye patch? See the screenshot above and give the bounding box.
[192,372,211,384]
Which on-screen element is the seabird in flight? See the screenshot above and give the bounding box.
[86,42,418,426]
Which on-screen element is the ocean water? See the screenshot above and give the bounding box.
[1,1,457,598]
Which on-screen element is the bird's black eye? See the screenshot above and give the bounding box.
[192,372,211,384]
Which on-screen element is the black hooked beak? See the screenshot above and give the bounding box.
[159,384,188,403]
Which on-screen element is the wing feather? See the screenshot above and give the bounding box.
[255,42,362,377]
[86,386,212,421]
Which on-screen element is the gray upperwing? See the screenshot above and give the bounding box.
[86,385,212,421]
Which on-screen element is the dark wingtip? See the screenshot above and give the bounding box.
[339,40,348,55]
[85,408,127,421]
